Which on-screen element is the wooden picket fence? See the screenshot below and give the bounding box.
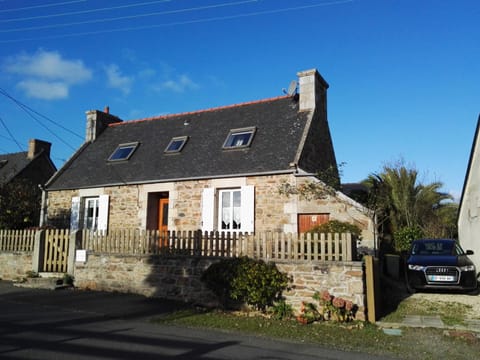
[0,228,358,263]
[80,230,357,262]
[0,229,35,252]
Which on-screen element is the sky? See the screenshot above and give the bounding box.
[0,0,478,201]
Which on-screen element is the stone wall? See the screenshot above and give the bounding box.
[73,253,365,321]
[277,261,365,320]
[0,252,33,280]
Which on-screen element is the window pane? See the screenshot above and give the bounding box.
[233,190,241,229]
[222,192,230,207]
[168,140,183,151]
[233,191,241,207]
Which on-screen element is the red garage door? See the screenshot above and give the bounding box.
[298,214,330,233]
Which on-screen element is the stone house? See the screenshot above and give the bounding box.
[0,139,57,227]
[458,115,480,271]
[44,69,375,248]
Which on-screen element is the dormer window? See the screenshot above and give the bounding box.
[165,136,188,154]
[108,142,139,161]
[223,127,256,149]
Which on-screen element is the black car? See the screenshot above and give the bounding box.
[405,238,478,293]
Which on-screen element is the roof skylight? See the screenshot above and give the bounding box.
[223,127,256,149]
[108,142,139,162]
[165,136,188,153]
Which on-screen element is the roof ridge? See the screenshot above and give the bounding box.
[110,95,291,127]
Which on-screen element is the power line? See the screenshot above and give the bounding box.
[0,133,16,142]
[0,88,81,151]
[0,0,87,14]
[0,115,23,152]
[0,0,257,33]
[0,0,353,43]
[0,89,83,141]
[0,0,172,23]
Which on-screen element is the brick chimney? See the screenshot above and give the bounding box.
[297,69,329,112]
[27,139,51,159]
[86,106,122,142]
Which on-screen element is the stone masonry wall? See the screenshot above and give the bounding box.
[46,173,373,248]
[0,252,33,280]
[247,174,291,233]
[106,186,142,229]
[171,180,208,230]
[47,190,78,228]
[73,254,365,321]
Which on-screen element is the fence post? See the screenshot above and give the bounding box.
[67,230,81,275]
[32,230,45,274]
[193,230,201,256]
[364,255,381,323]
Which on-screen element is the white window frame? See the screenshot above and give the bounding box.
[70,195,109,232]
[201,186,254,233]
[83,197,99,231]
[218,189,242,231]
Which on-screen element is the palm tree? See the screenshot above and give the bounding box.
[362,161,453,249]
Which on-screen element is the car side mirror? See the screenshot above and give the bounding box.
[466,250,474,255]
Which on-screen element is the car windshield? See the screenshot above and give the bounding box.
[411,241,461,256]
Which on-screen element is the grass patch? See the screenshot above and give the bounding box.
[381,298,472,326]
[152,308,480,359]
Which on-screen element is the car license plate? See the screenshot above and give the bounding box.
[428,275,454,282]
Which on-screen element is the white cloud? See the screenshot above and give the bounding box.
[17,80,69,100]
[4,49,92,100]
[104,64,133,95]
[159,74,199,93]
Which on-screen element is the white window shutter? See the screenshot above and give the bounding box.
[241,185,254,233]
[202,188,215,232]
[97,195,109,232]
[70,197,80,231]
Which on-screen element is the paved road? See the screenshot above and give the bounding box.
[0,281,393,360]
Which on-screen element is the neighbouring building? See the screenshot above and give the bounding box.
[44,69,375,248]
[458,115,480,271]
[0,139,57,228]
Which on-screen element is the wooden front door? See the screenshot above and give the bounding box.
[298,213,330,233]
[158,198,169,233]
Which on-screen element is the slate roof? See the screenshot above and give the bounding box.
[47,95,310,190]
[0,151,30,185]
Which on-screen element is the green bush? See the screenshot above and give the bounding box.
[307,220,362,238]
[201,257,289,312]
[393,226,424,253]
[269,299,294,320]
